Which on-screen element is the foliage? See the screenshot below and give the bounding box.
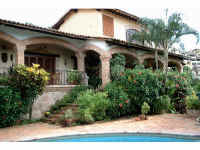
[75,90,110,123]
[186,92,200,110]
[116,67,164,114]
[8,64,49,120]
[134,11,199,74]
[76,108,95,124]
[0,87,26,128]
[49,85,89,113]
[110,54,126,81]
[0,76,9,85]
[59,109,76,127]
[104,82,130,118]
[153,95,171,114]
[67,70,82,85]
[88,75,102,89]
[141,102,150,115]
[166,71,192,113]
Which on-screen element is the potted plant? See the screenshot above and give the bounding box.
[60,109,74,127]
[67,70,82,85]
[140,102,150,120]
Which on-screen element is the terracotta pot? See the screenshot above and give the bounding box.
[65,119,73,127]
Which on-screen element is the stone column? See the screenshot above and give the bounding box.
[75,52,85,72]
[15,43,26,65]
[179,63,184,73]
[100,55,112,88]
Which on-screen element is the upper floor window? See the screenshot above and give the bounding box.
[102,15,114,37]
[126,29,141,44]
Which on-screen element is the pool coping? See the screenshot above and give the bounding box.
[21,132,200,142]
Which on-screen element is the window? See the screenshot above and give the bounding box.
[102,15,114,37]
[126,29,143,45]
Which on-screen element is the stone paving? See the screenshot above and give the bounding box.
[0,113,200,142]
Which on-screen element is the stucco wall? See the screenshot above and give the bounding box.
[31,85,76,119]
[58,9,141,41]
[59,9,103,37]
[101,10,141,41]
[0,48,16,71]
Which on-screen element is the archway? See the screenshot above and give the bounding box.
[143,58,164,71]
[84,50,102,88]
[24,37,79,85]
[168,60,183,72]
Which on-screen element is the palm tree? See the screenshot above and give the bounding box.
[132,11,199,73]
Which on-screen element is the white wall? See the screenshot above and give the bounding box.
[59,9,142,41]
[59,9,103,37]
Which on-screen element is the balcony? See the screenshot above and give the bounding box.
[0,67,88,86]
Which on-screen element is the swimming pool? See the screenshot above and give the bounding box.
[27,133,200,142]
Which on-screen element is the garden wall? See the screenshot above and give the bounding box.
[31,85,76,119]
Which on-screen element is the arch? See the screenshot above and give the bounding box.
[109,47,140,63]
[168,59,183,72]
[140,54,164,65]
[0,31,21,48]
[81,44,109,57]
[141,54,165,70]
[23,37,80,52]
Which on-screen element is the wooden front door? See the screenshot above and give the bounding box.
[25,54,56,84]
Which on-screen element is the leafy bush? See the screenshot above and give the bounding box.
[8,64,49,120]
[76,108,95,124]
[0,87,26,128]
[166,72,192,113]
[0,76,9,85]
[67,70,82,85]
[141,102,150,115]
[49,85,89,113]
[88,75,102,89]
[75,90,110,123]
[186,92,200,110]
[104,82,130,118]
[152,95,171,114]
[116,67,163,114]
[110,54,126,81]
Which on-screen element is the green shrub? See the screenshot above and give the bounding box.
[67,70,82,85]
[0,87,26,128]
[166,72,192,113]
[104,82,130,118]
[0,76,9,85]
[49,85,89,113]
[76,108,95,124]
[110,54,126,81]
[75,90,110,123]
[141,102,150,115]
[117,67,163,114]
[8,64,49,120]
[186,94,200,110]
[152,95,171,114]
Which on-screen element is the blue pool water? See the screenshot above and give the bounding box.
[28,133,200,142]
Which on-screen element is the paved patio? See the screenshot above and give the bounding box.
[0,113,200,141]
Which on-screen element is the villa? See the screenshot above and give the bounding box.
[0,9,186,118]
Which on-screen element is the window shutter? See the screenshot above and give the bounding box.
[103,15,114,37]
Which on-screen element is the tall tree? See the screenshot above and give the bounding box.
[132,11,199,73]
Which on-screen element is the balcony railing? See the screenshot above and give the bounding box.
[49,69,88,86]
[0,67,88,86]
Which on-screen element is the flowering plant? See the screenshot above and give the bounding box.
[8,64,49,120]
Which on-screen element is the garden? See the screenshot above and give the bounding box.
[42,54,200,127]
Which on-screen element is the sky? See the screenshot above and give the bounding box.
[0,0,200,51]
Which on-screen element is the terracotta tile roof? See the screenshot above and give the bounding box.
[0,18,184,60]
[52,9,140,29]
